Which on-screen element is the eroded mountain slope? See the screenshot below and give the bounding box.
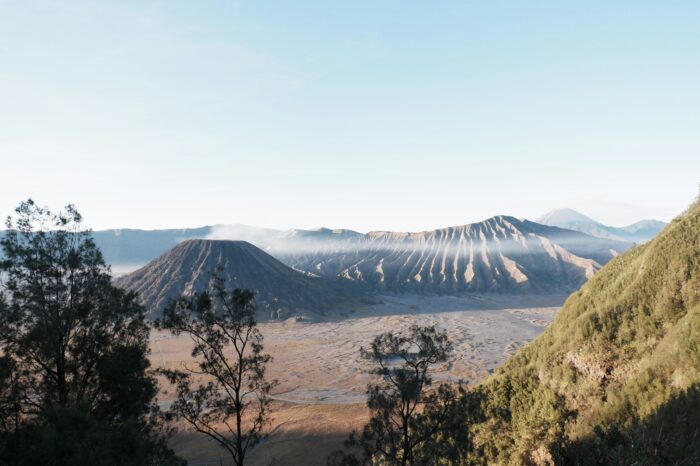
[116,239,353,318]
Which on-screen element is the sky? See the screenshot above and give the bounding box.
[1,1,699,232]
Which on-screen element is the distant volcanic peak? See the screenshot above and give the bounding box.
[278,214,626,295]
[537,208,599,225]
[167,239,265,266]
[537,208,666,243]
[101,214,637,300]
[177,238,255,250]
[116,239,348,317]
[621,219,667,232]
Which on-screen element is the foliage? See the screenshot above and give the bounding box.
[156,272,276,466]
[330,325,479,466]
[464,200,700,464]
[562,383,700,465]
[1,404,182,466]
[0,199,181,465]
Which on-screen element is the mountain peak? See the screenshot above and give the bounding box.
[622,219,667,232]
[116,239,350,318]
[537,208,666,243]
[537,208,599,226]
[277,216,629,295]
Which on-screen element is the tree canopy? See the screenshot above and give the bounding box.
[157,271,276,466]
[330,325,477,466]
[0,199,181,465]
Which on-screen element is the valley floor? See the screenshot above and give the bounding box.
[151,295,563,465]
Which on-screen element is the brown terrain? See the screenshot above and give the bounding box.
[152,295,562,465]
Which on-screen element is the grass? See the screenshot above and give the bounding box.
[468,198,700,464]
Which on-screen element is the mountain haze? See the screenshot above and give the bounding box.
[538,208,666,243]
[275,216,630,295]
[91,225,277,271]
[2,214,634,298]
[0,213,644,280]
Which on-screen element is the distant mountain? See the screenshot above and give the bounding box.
[271,216,631,295]
[90,225,362,273]
[537,207,599,226]
[0,216,637,297]
[90,225,278,272]
[620,218,668,238]
[91,226,213,268]
[116,239,354,318]
[470,201,698,464]
[537,208,666,243]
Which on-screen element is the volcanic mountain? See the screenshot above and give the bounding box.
[538,208,666,243]
[272,216,631,295]
[116,239,353,318]
[0,212,659,277]
[113,217,631,299]
[90,224,277,274]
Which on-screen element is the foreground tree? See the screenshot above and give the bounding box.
[0,199,181,465]
[157,274,276,466]
[0,340,23,453]
[330,325,473,466]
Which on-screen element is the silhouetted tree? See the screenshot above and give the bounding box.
[0,199,182,465]
[329,325,472,466]
[156,273,277,466]
[0,350,23,453]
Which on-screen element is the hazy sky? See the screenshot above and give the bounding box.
[1,1,698,232]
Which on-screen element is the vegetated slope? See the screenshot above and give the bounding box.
[276,216,630,296]
[116,239,352,319]
[538,208,666,243]
[471,201,700,465]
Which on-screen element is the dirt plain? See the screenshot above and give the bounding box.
[152,295,563,465]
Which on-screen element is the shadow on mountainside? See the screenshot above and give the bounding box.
[563,383,700,465]
[169,410,362,466]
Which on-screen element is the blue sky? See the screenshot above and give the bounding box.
[1,1,698,231]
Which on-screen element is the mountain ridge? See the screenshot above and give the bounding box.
[1,215,646,296]
[272,215,630,295]
[537,207,666,243]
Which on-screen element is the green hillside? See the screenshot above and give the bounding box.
[470,199,700,465]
